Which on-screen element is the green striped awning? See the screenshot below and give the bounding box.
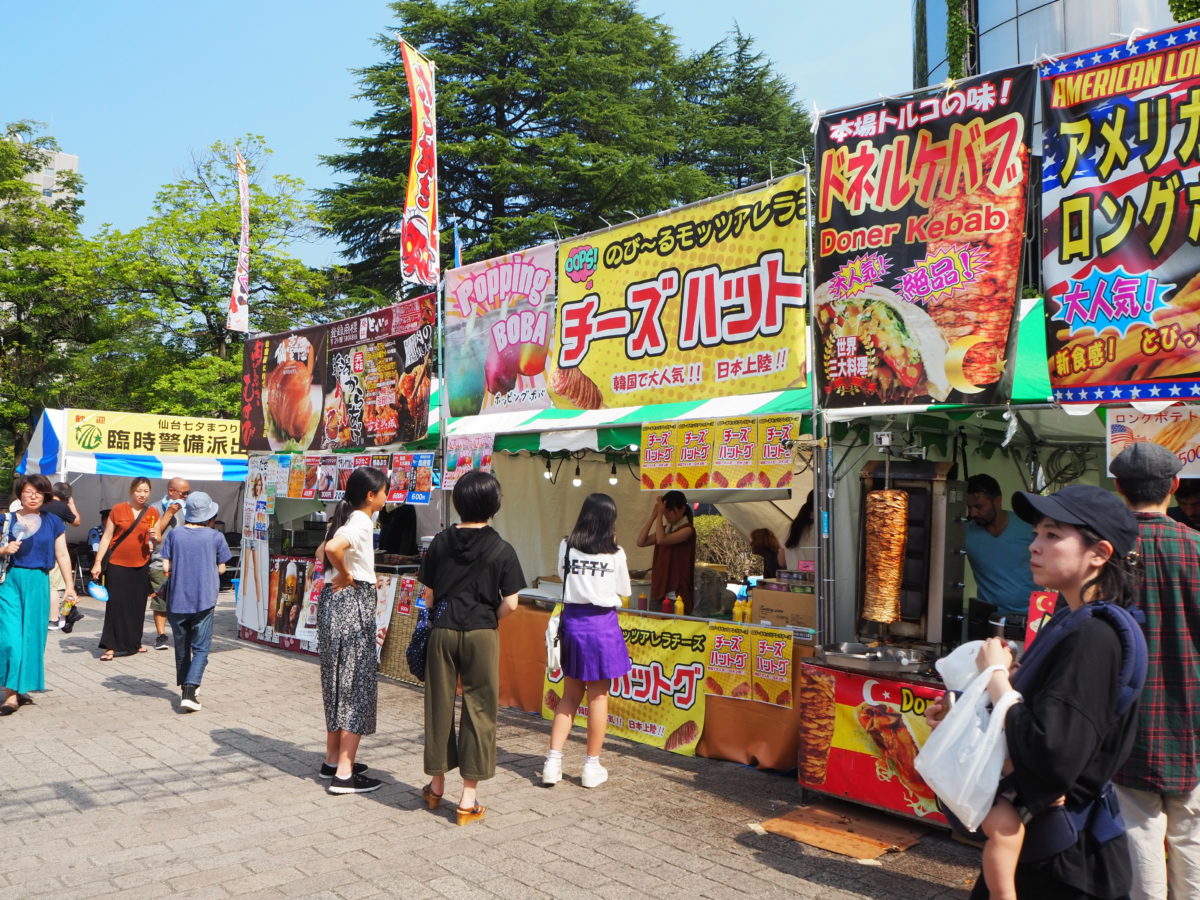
[446,385,814,452]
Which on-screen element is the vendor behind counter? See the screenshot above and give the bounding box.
[635,491,696,613]
[964,474,1038,633]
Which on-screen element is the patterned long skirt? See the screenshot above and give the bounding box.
[318,581,378,735]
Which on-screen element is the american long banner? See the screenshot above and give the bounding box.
[1042,23,1200,404]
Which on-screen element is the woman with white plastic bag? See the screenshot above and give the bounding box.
[925,484,1146,900]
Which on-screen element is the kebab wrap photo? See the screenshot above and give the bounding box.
[815,281,951,404]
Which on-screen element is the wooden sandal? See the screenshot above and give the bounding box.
[421,784,443,810]
[455,804,485,826]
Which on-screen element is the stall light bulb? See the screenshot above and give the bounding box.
[572,464,582,488]
[543,459,552,480]
[608,463,618,486]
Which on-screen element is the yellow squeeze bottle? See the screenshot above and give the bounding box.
[673,594,685,615]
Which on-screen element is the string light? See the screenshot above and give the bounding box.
[608,463,618,486]
[543,458,552,480]
[572,464,582,488]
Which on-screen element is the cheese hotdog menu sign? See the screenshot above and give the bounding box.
[639,415,800,490]
[552,175,808,410]
[814,67,1034,407]
[1042,23,1200,404]
[543,613,707,756]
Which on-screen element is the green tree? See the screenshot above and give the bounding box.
[0,121,108,490]
[321,0,722,293]
[677,27,813,188]
[75,136,354,418]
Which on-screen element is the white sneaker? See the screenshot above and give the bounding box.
[541,756,562,786]
[581,760,608,788]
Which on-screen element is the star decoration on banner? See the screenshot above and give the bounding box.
[1188,29,1198,41]
[1110,47,1123,60]
[1149,385,1162,397]
[1094,388,1105,400]
[1167,34,1178,46]
[1093,52,1104,63]
[1074,57,1085,68]
[1130,386,1142,398]
[1058,61,1068,72]
[1147,38,1159,50]
[1170,384,1183,396]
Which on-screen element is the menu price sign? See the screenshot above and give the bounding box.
[444,434,495,490]
[750,626,793,709]
[1107,406,1200,477]
[387,452,436,505]
[639,423,677,490]
[705,623,751,699]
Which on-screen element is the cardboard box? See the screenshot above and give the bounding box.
[751,586,816,632]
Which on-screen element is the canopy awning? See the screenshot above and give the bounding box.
[16,409,249,482]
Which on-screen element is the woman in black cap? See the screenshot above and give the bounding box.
[931,484,1146,899]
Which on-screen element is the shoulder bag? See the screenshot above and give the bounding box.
[406,532,507,681]
[546,543,573,673]
[0,510,12,586]
[101,504,150,580]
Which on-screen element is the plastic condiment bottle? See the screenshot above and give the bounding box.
[662,591,676,613]
[620,594,629,609]
[731,598,743,623]
[637,592,647,611]
[673,594,685,615]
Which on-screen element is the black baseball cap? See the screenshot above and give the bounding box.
[1012,484,1137,557]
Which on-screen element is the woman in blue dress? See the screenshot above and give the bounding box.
[0,474,78,715]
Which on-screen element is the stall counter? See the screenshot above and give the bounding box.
[498,601,813,771]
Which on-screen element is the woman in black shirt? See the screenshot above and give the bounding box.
[417,471,525,826]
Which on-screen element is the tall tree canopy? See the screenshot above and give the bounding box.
[77,136,354,418]
[0,121,107,488]
[321,0,811,294]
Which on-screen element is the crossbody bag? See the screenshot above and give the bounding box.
[101,505,150,580]
[406,531,508,681]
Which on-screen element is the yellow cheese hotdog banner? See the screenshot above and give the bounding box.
[543,612,707,756]
[551,175,808,409]
[639,415,800,491]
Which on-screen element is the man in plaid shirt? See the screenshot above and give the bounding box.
[1111,442,1200,900]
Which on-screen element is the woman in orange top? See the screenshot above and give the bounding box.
[92,477,160,659]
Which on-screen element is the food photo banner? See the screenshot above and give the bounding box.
[638,414,800,491]
[1108,405,1200,475]
[814,66,1035,407]
[444,243,557,417]
[553,174,808,409]
[66,409,241,457]
[1042,23,1200,404]
[241,297,435,452]
[797,664,945,824]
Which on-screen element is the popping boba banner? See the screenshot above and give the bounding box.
[551,174,808,409]
[1042,24,1200,404]
[814,66,1035,407]
[240,297,435,452]
[443,243,557,417]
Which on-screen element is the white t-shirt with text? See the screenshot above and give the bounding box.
[557,539,631,608]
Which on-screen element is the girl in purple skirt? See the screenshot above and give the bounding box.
[542,493,633,788]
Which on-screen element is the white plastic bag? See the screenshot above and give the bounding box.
[914,663,1022,831]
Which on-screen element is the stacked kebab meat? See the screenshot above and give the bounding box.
[863,490,908,623]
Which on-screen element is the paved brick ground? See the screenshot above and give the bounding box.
[0,595,982,899]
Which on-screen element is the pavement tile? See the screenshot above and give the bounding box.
[2,597,978,899]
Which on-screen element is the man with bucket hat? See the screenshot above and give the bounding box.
[1109,441,1200,899]
[160,491,231,712]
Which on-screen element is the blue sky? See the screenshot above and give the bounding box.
[1,1,911,268]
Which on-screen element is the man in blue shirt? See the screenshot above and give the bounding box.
[963,473,1038,617]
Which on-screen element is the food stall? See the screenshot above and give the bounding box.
[235,298,442,664]
[442,175,825,767]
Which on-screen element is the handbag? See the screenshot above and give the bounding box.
[406,532,506,681]
[0,511,11,586]
[100,504,150,579]
[546,542,575,673]
[913,663,1023,832]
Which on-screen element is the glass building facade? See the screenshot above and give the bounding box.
[914,0,1175,88]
